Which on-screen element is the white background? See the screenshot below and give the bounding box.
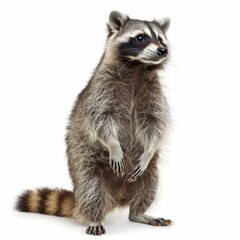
[1,0,240,239]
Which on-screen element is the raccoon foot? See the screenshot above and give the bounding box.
[109,145,125,177]
[85,222,106,236]
[129,213,173,226]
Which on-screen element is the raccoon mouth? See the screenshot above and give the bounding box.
[127,54,166,65]
[143,56,164,61]
[141,56,166,64]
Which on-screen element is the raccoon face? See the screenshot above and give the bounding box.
[108,11,171,65]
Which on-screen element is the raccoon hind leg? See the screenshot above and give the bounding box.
[128,161,173,227]
[72,158,115,235]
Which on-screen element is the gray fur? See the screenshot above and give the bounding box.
[66,11,173,235]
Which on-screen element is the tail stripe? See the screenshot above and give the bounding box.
[38,188,52,214]
[59,191,74,217]
[16,190,31,212]
[45,190,60,215]
[28,191,41,213]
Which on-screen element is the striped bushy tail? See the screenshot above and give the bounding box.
[15,188,74,217]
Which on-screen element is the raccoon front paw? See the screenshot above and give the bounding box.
[110,159,125,177]
[128,157,150,182]
[127,164,143,182]
[109,147,125,177]
[128,151,153,182]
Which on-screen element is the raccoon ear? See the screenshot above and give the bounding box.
[109,11,129,31]
[157,17,171,32]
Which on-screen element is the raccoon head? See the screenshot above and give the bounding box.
[108,11,170,66]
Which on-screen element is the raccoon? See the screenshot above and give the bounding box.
[16,11,173,235]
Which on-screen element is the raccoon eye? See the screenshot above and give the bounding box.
[135,35,145,42]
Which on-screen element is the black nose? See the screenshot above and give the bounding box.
[157,47,168,56]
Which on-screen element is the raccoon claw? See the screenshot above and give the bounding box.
[86,224,106,235]
[127,165,143,182]
[109,159,125,177]
[148,217,174,226]
[109,145,124,177]
[156,218,174,226]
